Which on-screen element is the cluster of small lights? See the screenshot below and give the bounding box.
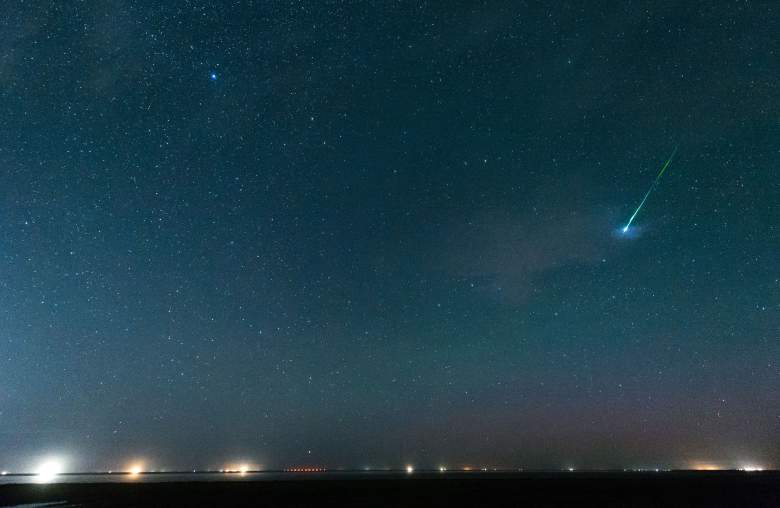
[6,457,771,481]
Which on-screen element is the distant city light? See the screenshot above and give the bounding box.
[439,466,446,472]
[567,467,575,472]
[690,463,722,471]
[406,465,414,474]
[36,459,64,483]
[1,471,7,475]
[740,464,764,472]
[128,463,143,476]
[223,463,253,474]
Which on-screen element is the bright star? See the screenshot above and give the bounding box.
[210,72,218,81]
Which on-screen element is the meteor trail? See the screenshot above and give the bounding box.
[622,147,678,233]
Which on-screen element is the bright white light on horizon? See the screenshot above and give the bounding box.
[36,459,64,483]
[129,464,143,476]
[406,465,414,474]
[223,463,253,474]
[439,466,446,472]
[1,471,7,475]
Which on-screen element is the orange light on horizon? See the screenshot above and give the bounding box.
[124,459,146,477]
[690,463,723,471]
[223,463,247,474]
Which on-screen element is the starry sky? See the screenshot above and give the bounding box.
[1,1,778,473]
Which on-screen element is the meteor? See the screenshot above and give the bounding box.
[622,147,678,233]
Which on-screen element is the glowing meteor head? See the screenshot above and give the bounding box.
[615,225,643,239]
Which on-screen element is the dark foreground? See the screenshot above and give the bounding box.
[2,472,779,507]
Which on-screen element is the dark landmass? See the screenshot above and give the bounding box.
[1,471,779,507]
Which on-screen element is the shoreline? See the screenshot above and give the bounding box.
[2,471,778,507]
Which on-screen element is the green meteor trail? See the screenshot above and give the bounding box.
[622,147,678,233]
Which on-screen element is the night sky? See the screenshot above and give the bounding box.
[1,2,778,473]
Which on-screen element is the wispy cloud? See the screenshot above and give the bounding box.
[444,184,611,303]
